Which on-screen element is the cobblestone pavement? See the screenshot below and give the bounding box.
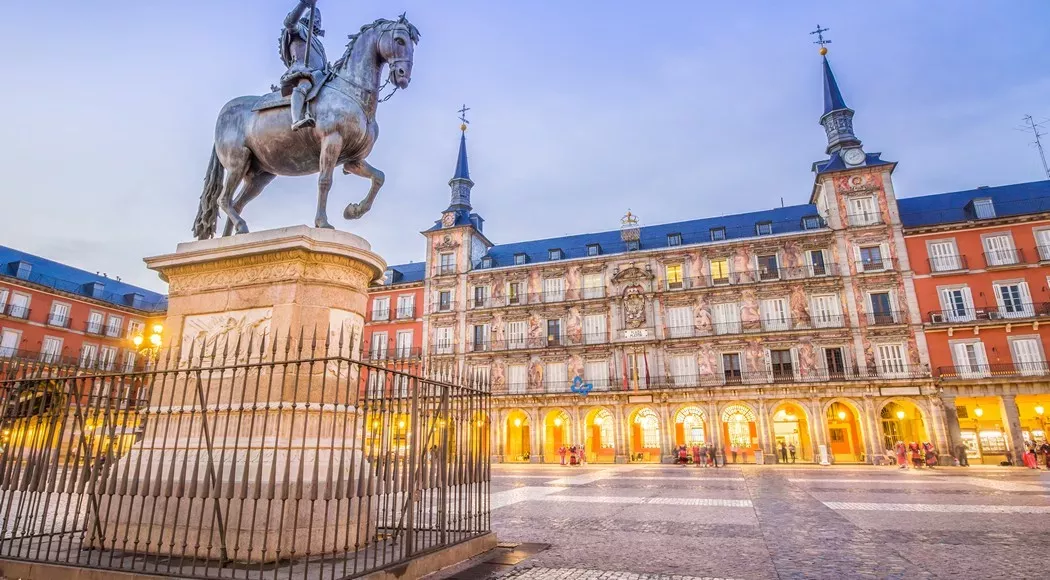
[481,464,1050,579]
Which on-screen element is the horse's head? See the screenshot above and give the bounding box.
[377,14,420,89]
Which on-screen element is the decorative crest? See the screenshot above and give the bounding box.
[621,210,639,227]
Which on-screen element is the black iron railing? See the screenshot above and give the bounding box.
[926,303,1049,324]
[46,314,72,328]
[847,212,884,227]
[856,258,897,273]
[928,255,968,273]
[937,362,1050,380]
[866,311,906,326]
[2,305,30,319]
[1037,245,1050,262]
[983,248,1025,268]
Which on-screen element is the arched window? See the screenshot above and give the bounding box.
[676,406,706,446]
[635,407,660,448]
[722,404,755,449]
[594,409,614,448]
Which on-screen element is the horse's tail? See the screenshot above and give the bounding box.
[192,146,225,240]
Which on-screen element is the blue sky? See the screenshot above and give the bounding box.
[3,1,1049,292]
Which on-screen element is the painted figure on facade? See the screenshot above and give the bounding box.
[790,285,812,327]
[693,294,713,335]
[569,354,584,381]
[797,337,818,376]
[491,361,506,392]
[192,3,421,239]
[733,247,753,283]
[622,285,647,328]
[567,308,583,344]
[528,360,544,390]
[696,343,718,378]
[527,315,543,347]
[492,312,505,346]
[740,290,761,329]
[566,266,581,301]
[744,340,765,376]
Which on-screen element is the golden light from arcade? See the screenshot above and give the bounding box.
[974,405,984,418]
[553,417,563,427]
[513,418,522,428]
[1036,405,1045,417]
[896,410,905,420]
[837,410,846,421]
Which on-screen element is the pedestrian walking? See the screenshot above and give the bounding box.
[789,443,797,463]
[895,441,908,469]
[731,445,738,464]
[1040,441,1050,469]
[909,442,922,468]
[954,442,969,467]
[779,442,788,464]
[923,442,937,468]
[1023,442,1038,469]
[707,444,716,467]
[699,445,709,468]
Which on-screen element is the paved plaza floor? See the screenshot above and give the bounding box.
[441,463,1050,579]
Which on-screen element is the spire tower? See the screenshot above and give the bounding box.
[812,26,862,156]
[447,104,474,212]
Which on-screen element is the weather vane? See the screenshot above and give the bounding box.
[810,25,831,54]
[458,104,470,131]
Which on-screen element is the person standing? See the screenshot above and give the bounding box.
[731,445,738,464]
[954,442,969,467]
[788,443,797,464]
[779,442,788,464]
[896,441,908,469]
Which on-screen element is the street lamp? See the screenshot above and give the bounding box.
[131,323,164,357]
[837,410,846,421]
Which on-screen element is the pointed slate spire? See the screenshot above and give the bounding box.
[822,56,848,115]
[817,49,861,155]
[447,107,474,212]
[452,131,470,181]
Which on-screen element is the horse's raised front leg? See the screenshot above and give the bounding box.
[217,148,251,235]
[223,171,276,237]
[315,135,344,229]
[342,160,385,220]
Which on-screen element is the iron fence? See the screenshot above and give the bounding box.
[0,329,490,579]
[937,362,1050,380]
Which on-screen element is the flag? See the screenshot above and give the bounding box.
[643,351,651,389]
[621,351,629,391]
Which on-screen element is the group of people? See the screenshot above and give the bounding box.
[1022,440,1050,469]
[675,444,720,467]
[778,441,798,463]
[892,441,938,468]
[557,444,585,466]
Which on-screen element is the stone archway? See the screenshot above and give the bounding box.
[771,401,812,463]
[721,403,758,463]
[585,407,616,463]
[543,409,572,463]
[825,399,865,463]
[879,400,930,451]
[674,406,708,447]
[505,409,532,462]
[628,407,662,462]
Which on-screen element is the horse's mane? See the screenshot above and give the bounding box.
[333,14,421,70]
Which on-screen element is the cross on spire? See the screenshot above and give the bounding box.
[458,104,471,131]
[810,25,831,50]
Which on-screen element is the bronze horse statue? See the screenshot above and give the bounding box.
[193,16,420,240]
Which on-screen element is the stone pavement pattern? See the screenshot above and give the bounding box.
[472,464,1050,579]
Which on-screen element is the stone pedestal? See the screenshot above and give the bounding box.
[89,227,386,563]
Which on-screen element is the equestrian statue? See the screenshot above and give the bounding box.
[192,0,420,240]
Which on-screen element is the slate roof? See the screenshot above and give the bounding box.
[898,180,1050,228]
[0,245,167,312]
[452,132,471,182]
[813,150,895,175]
[822,56,849,115]
[386,262,425,284]
[481,204,825,269]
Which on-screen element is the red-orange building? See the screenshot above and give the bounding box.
[902,181,1050,464]
[363,263,425,373]
[0,245,166,371]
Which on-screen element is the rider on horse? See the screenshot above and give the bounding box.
[280,0,328,131]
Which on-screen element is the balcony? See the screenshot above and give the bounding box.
[85,321,105,335]
[467,331,612,354]
[104,324,123,338]
[659,264,841,292]
[856,258,897,273]
[927,255,968,273]
[847,212,884,227]
[927,302,1047,324]
[371,309,390,322]
[937,362,1050,380]
[436,265,456,276]
[428,300,457,314]
[666,315,848,340]
[3,304,30,319]
[47,314,72,328]
[395,307,416,319]
[866,311,905,326]
[983,248,1025,268]
[1038,245,1050,262]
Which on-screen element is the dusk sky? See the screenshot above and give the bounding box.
[3,1,1049,292]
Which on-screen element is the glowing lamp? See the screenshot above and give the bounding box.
[1036,405,1045,417]
[974,406,984,418]
[149,334,162,347]
[837,410,846,421]
[896,410,905,420]
[594,417,604,426]
[513,418,522,428]
[152,324,164,335]
[554,417,563,427]
[132,335,144,348]
[397,420,406,429]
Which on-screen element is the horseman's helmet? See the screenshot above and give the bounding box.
[300,6,323,32]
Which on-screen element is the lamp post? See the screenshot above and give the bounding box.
[131,323,164,368]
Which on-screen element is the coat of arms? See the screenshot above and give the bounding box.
[622,285,646,329]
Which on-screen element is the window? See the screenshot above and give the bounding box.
[434,327,453,355]
[770,349,795,381]
[514,253,526,266]
[713,302,741,335]
[473,285,489,308]
[1010,338,1045,376]
[802,215,822,230]
[665,264,684,290]
[808,250,828,276]
[546,319,562,346]
[507,282,522,305]
[710,227,726,241]
[848,196,879,226]
[372,297,390,321]
[626,239,640,251]
[0,288,8,312]
[983,234,1018,266]
[99,346,118,371]
[584,360,609,390]
[395,330,413,358]
[666,306,692,338]
[548,248,563,261]
[438,290,452,311]
[545,363,567,391]
[868,292,895,325]
[48,302,71,327]
[823,347,846,377]
[587,243,601,257]
[670,354,697,386]
[396,295,415,318]
[543,277,565,302]
[80,343,99,368]
[480,256,492,269]
[583,314,607,344]
[105,315,124,338]
[710,258,730,285]
[87,311,104,334]
[122,352,137,374]
[472,324,490,351]
[811,295,841,328]
[507,321,526,349]
[876,344,907,377]
[0,329,20,358]
[582,274,604,299]
[952,341,989,378]
[760,298,789,331]
[439,252,455,274]
[939,287,974,322]
[757,254,779,281]
[859,245,885,271]
[994,281,1033,318]
[369,332,388,359]
[722,353,742,384]
[1036,229,1050,261]
[928,240,961,272]
[973,197,995,219]
[508,364,527,394]
[127,320,144,339]
[6,293,29,319]
[755,222,773,236]
[40,336,62,363]
[667,233,682,247]
[636,408,660,449]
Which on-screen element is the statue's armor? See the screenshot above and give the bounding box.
[280,22,328,74]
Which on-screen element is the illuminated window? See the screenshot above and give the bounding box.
[635,408,660,449]
[710,258,730,285]
[665,264,683,289]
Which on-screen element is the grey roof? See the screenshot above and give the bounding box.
[898,180,1050,228]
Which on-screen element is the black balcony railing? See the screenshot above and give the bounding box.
[370,309,390,321]
[937,362,1050,380]
[666,314,849,340]
[104,324,123,338]
[428,300,457,314]
[85,320,105,335]
[437,265,456,275]
[926,302,1049,324]
[47,314,72,328]
[2,304,30,319]
[847,212,884,227]
[395,307,416,319]
[983,248,1025,268]
[856,258,897,273]
[662,264,841,291]
[866,311,905,326]
[928,255,968,273]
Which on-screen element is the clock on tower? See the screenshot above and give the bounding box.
[441,212,456,228]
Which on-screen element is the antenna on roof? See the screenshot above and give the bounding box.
[1018,115,1050,180]
[781,197,785,208]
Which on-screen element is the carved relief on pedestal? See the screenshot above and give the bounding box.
[165,250,372,295]
[181,307,272,363]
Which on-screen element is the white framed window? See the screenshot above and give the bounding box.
[40,336,63,363]
[983,233,1018,266]
[369,332,388,359]
[507,321,526,349]
[848,196,879,226]
[867,290,896,325]
[928,240,961,272]
[122,351,137,373]
[127,320,145,339]
[545,362,567,391]
[583,314,607,344]
[582,274,604,299]
[105,315,124,338]
[7,293,30,319]
[472,285,490,309]
[548,249,563,261]
[508,364,527,394]
[542,277,565,302]
[366,368,386,399]
[993,281,1033,318]
[0,328,20,358]
[99,346,119,371]
[666,306,693,338]
[951,341,989,379]
[667,233,682,247]
[807,249,829,277]
[584,360,609,390]
[436,290,453,312]
[48,301,71,327]
[875,343,907,377]
[396,295,415,318]
[973,197,995,219]
[670,354,698,386]
[79,343,99,368]
[434,327,453,355]
[87,311,104,334]
[756,254,779,281]
[439,252,456,274]
[0,288,8,312]
[938,286,974,322]
[810,294,842,328]
[506,281,524,305]
[755,222,773,236]
[710,258,730,285]
[1036,229,1050,261]
[395,330,413,358]
[513,253,526,266]
[1010,337,1045,376]
[759,298,789,331]
[856,244,890,272]
[372,297,390,321]
[665,264,685,290]
[713,302,741,335]
[471,324,491,351]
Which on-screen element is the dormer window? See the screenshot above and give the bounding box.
[587,243,601,257]
[626,240,640,251]
[710,227,726,241]
[973,197,995,219]
[548,248,563,261]
[667,233,682,247]
[480,257,493,269]
[514,253,527,266]
[802,215,823,230]
[755,222,773,236]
